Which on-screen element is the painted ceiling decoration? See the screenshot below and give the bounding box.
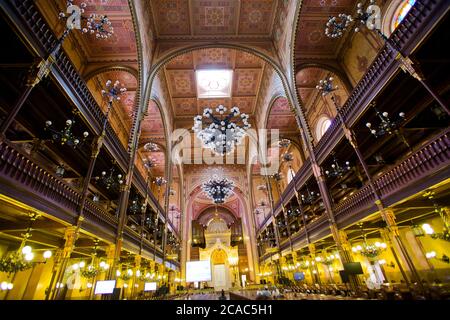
[164,48,264,124]
[149,0,278,39]
[294,0,356,60]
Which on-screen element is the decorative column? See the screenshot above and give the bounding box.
[105,244,116,280]
[288,91,352,290]
[131,255,141,300]
[272,173,293,251]
[308,244,321,285]
[50,226,77,300]
[162,137,183,267]
[379,208,423,289]
[379,228,409,284]
[262,167,282,251]
[336,229,362,288]
[44,249,63,300]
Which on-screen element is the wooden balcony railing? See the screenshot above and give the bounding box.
[273,130,450,258]
[334,129,449,220]
[314,0,445,163]
[8,0,129,169]
[2,0,167,223]
[259,0,447,237]
[0,141,118,231]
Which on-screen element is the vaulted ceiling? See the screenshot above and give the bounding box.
[36,0,361,185]
[163,48,265,127]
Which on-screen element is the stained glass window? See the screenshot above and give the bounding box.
[393,0,416,30]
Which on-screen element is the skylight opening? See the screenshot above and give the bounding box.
[196,69,233,98]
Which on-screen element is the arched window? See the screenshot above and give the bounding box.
[287,167,296,185]
[316,116,332,141]
[392,0,416,31]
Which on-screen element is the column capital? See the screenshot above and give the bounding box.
[62,226,78,258]
[397,55,425,81]
[308,243,316,255]
[134,255,142,266]
[105,244,116,259]
[27,58,53,88]
[381,208,397,228]
[343,127,357,148]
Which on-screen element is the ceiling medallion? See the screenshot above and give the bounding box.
[202,175,234,204]
[193,104,251,155]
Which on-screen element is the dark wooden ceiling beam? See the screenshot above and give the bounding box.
[0,220,64,232]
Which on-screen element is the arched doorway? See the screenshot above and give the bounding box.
[211,248,229,291]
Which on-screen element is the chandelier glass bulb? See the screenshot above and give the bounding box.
[101,80,127,102]
[144,142,159,152]
[154,177,167,187]
[202,175,235,204]
[316,77,338,96]
[193,105,250,155]
[83,14,114,39]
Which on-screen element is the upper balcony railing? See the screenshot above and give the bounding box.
[0,141,118,232]
[273,129,450,258]
[6,0,129,169]
[258,0,447,236]
[313,0,445,163]
[2,0,166,222]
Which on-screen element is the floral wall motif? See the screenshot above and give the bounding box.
[342,32,379,85]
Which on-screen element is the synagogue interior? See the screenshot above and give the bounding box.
[0,0,449,301]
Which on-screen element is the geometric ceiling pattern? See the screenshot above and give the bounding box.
[163,48,265,124]
[73,0,138,62]
[150,0,278,39]
[294,0,357,59]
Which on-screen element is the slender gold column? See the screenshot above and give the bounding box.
[131,255,141,300]
[378,207,423,291]
[308,244,321,285]
[336,229,362,289]
[49,226,77,300]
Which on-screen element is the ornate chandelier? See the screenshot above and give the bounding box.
[352,241,387,259]
[95,167,123,190]
[58,1,114,40]
[0,213,52,275]
[325,154,351,179]
[128,196,146,215]
[144,142,159,152]
[325,1,380,39]
[193,105,250,155]
[301,184,320,205]
[366,107,406,138]
[202,175,234,204]
[44,118,89,148]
